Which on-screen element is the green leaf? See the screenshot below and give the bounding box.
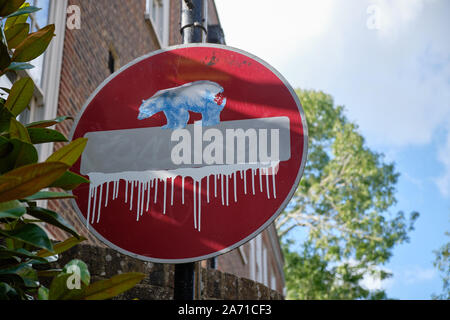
[0,138,38,174]
[0,223,53,251]
[37,286,49,300]
[27,127,68,144]
[4,77,34,116]
[5,3,30,28]
[0,199,22,211]
[4,23,29,49]
[26,116,73,129]
[6,61,34,71]
[0,247,47,262]
[0,282,19,300]
[46,138,88,166]
[12,24,55,62]
[49,171,90,190]
[49,259,90,300]
[15,264,38,288]
[0,161,69,202]
[0,205,26,219]
[0,105,14,132]
[0,0,26,17]
[37,236,86,258]
[0,264,39,288]
[63,260,90,286]
[9,117,31,143]
[24,191,75,201]
[26,207,79,239]
[6,5,40,18]
[81,272,145,300]
[0,39,11,71]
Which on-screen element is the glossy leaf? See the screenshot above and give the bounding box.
[0,39,11,71]
[0,223,53,251]
[0,0,26,17]
[12,24,55,62]
[9,118,31,143]
[49,260,90,300]
[0,199,22,211]
[4,77,34,116]
[46,138,88,166]
[0,248,47,262]
[0,282,19,300]
[6,61,33,71]
[0,161,69,202]
[24,191,75,201]
[6,5,40,18]
[81,272,145,300]
[0,206,26,219]
[26,116,73,129]
[37,286,48,300]
[0,138,38,173]
[37,236,86,258]
[26,207,79,238]
[15,264,38,288]
[4,23,29,48]
[27,128,68,144]
[49,171,90,190]
[0,106,14,132]
[5,3,30,28]
[63,260,90,286]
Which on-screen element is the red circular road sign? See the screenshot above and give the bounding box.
[70,44,308,263]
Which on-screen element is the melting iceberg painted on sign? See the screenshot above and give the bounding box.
[81,81,291,232]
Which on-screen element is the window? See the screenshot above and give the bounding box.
[145,0,170,47]
[28,0,51,87]
[249,234,266,284]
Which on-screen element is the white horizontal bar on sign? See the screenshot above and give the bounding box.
[80,117,290,175]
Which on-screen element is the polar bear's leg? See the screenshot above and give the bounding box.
[201,103,223,126]
[162,109,190,129]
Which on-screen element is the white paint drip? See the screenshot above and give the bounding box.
[85,162,279,232]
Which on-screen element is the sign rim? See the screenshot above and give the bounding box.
[68,43,309,264]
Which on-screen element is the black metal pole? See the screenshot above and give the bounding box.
[180,0,208,44]
[173,0,208,301]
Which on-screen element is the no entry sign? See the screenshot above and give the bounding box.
[70,44,308,263]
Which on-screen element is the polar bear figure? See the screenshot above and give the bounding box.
[137,81,227,129]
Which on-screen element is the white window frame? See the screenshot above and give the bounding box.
[39,0,68,162]
[145,0,170,48]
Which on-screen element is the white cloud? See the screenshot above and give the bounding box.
[215,0,335,72]
[403,266,436,284]
[368,0,432,39]
[218,0,450,148]
[361,271,394,291]
[217,0,450,197]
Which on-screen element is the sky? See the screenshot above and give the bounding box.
[215,0,450,299]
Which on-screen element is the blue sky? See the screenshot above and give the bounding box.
[216,0,450,299]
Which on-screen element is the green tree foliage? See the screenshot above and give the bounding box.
[0,2,144,300]
[432,231,449,300]
[277,89,419,299]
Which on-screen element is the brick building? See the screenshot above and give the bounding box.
[16,0,285,296]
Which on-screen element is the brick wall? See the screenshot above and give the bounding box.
[51,244,283,300]
[48,0,160,244]
[216,225,285,293]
